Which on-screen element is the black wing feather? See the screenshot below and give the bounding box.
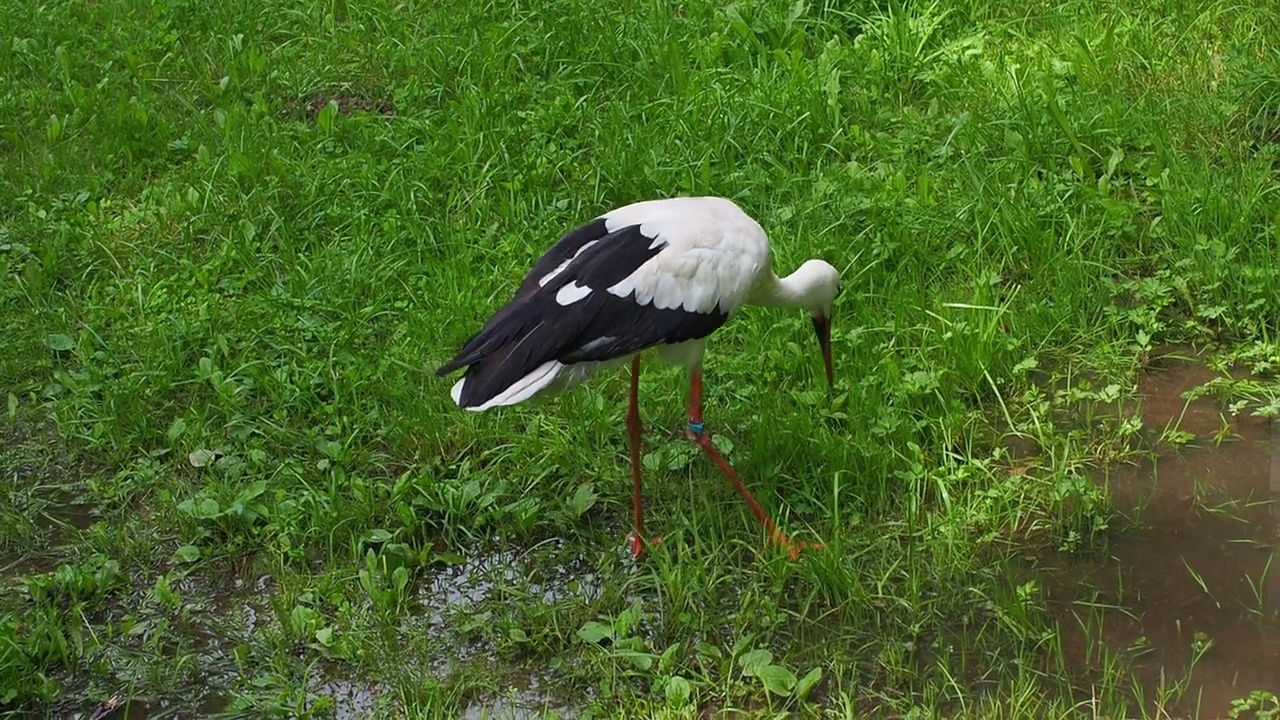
[512,217,611,302]
[437,224,729,408]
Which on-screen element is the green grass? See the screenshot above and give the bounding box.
[2,0,1279,716]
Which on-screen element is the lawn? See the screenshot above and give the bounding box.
[2,0,1279,716]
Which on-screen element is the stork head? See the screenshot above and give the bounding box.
[796,259,840,389]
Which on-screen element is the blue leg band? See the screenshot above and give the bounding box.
[687,421,705,435]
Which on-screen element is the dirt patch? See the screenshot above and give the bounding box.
[297,94,395,120]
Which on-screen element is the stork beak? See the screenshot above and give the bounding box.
[811,314,833,389]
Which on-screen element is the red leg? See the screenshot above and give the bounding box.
[626,356,660,558]
[685,366,819,560]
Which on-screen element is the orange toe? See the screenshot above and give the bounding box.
[628,533,663,559]
[772,531,821,560]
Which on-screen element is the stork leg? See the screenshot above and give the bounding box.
[626,356,660,559]
[685,366,818,560]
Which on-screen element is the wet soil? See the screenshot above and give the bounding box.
[1043,350,1280,716]
[287,94,395,120]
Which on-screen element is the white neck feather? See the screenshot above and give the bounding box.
[748,260,840,312]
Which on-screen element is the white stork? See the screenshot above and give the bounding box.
[436,196,841,560]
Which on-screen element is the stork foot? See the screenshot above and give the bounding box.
[684,422,820,562]
[628,532,663,559]
[770,530,822,560]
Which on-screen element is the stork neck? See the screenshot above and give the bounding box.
[749,270,817,309]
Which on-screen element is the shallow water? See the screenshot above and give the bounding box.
[408,539,598,715]
[307,666,383,719]
[0,421,97,577]
[1044,353,1280,715]
[462,675,577,720]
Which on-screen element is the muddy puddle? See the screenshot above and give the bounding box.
[404,540,597,716]
[0,420,100,577]
[1,493,95,578]
[462,675,577,720]
[53,575,387,719]
[304,665,382,719]
[1041,351,1280,716]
